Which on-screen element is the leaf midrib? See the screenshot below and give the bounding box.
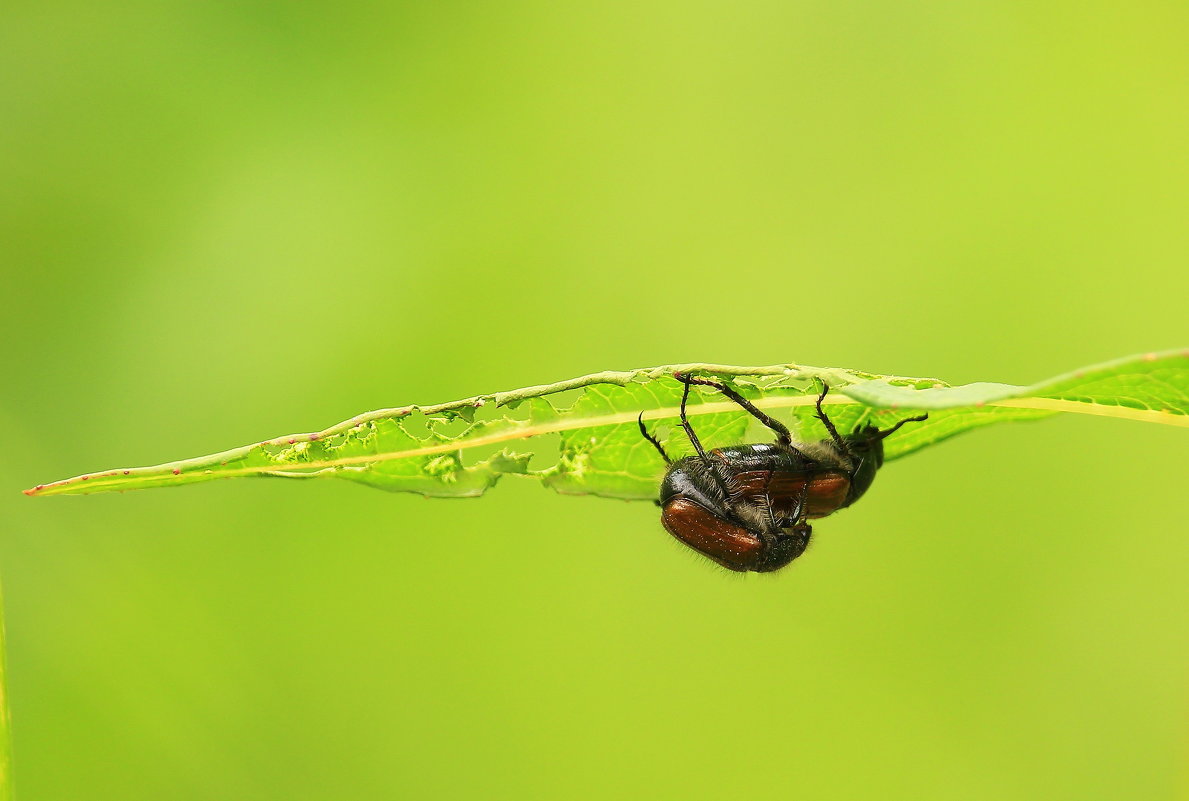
[29,394,1185,496]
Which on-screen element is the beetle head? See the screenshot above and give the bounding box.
[846,424,887,467]
[840,414,928,503]
[840,425,885,502]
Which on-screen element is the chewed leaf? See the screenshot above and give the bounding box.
[25,351,1188,501]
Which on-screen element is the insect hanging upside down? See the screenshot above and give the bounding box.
[638,373,928,573]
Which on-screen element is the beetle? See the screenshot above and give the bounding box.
[637,373,928,573]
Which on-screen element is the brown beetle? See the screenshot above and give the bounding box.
[638,374,927,572]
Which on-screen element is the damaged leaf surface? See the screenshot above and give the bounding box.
[26,351,1188,501]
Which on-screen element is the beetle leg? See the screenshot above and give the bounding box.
[762,470,780,532]
[675,378,710,461]
[677,374,793,443]
[676,373,818,463]
[751,469,810,546]
[813,382,849,458]
[789,477,812,526]
[637,412,672,464]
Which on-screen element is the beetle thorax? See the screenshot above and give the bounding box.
[794,439,855,472]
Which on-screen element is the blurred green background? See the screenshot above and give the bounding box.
[3,2,1187,799]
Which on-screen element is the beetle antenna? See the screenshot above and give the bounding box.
[875,413,929,440]
[637,412,671,464]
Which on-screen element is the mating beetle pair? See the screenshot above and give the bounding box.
[638,374,927,573]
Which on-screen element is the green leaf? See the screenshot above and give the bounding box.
[26,350,1188,501]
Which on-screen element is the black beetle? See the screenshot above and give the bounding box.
[638,373,928,572]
